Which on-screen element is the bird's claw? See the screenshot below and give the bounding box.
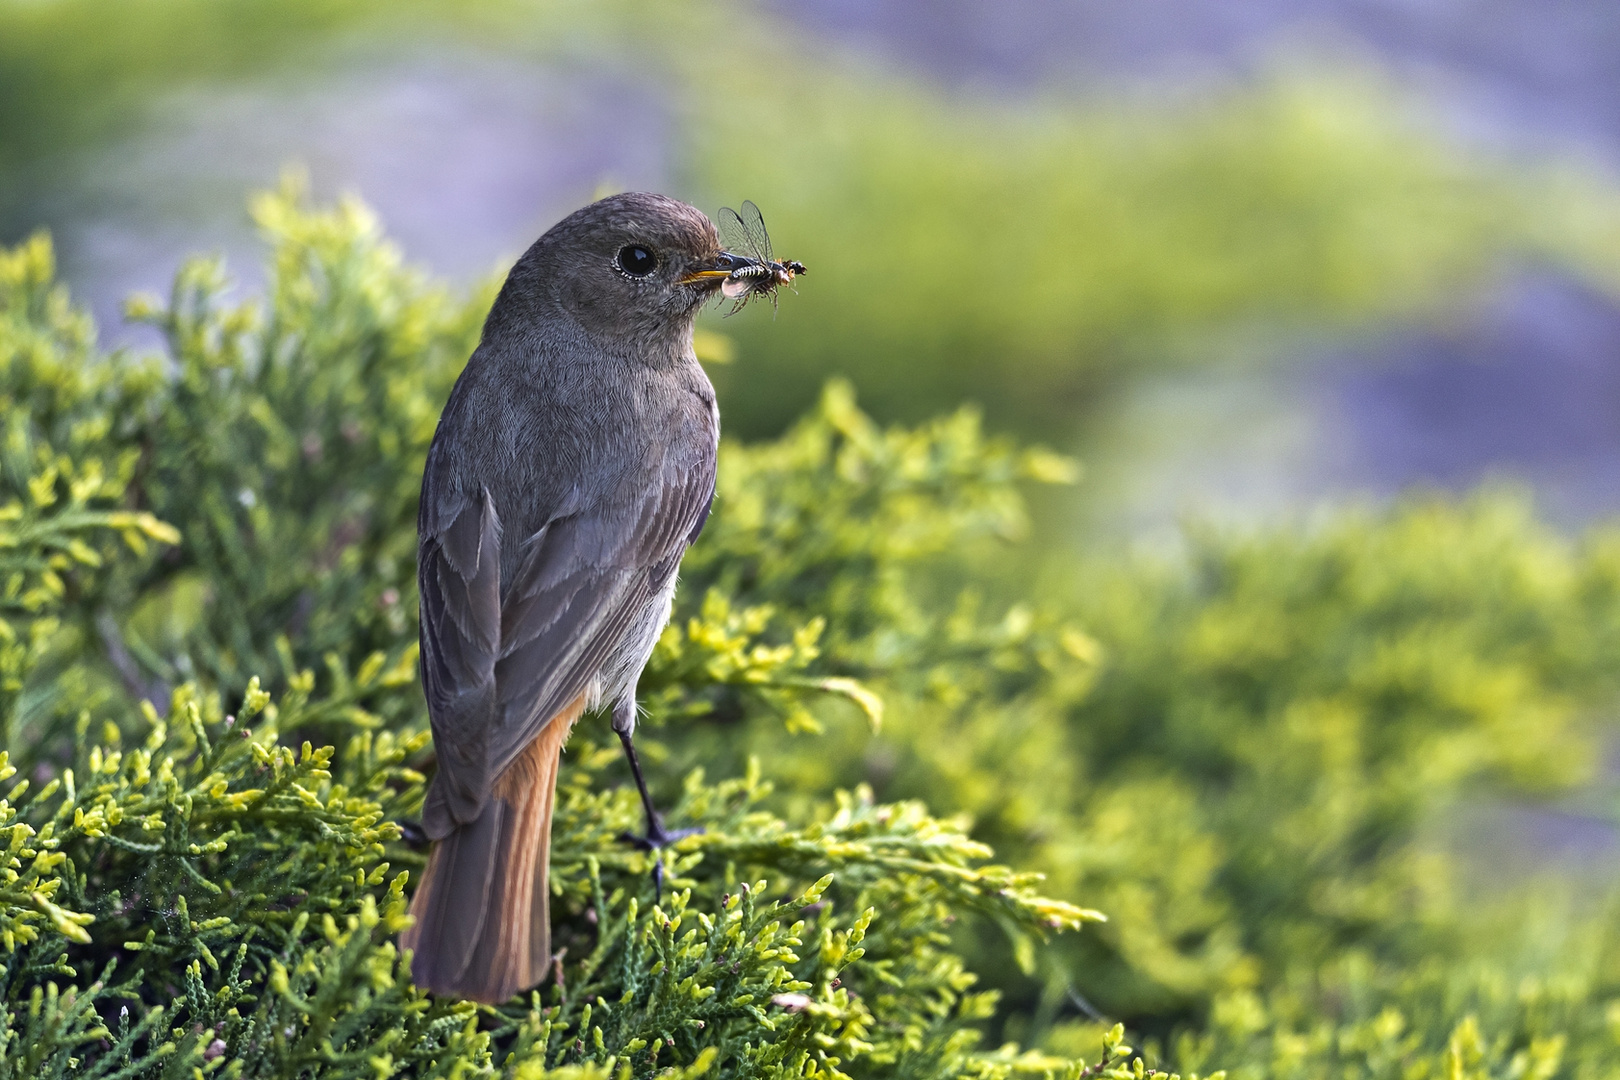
[396,818,430,851]
[616,821,704,852]
[618,819,704,903]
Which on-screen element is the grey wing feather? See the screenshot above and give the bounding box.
[420,443,717,829]
[418,486,503,834]
[484,454,715,779]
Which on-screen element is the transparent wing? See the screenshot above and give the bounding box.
[739,200,773,263]
[718,201,773,264]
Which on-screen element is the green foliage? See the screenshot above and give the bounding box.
[9,6,1620,1077]
[0,188,1137,1079]
[813,491,1620,1079]
[6,181,1620,1080]
[117,181,483,693]
[1056,495,1620,1014]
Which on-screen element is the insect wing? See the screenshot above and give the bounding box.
[718,200,774,265]
[739,200,774,264]
[716,206,756,262]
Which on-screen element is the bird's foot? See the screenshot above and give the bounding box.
[618,816,704,902]
[617,816,703,852]
[396,818,430,851]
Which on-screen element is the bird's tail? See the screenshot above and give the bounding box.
[402,696,584,1003]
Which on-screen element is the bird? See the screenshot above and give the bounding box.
[401,192,763,1003]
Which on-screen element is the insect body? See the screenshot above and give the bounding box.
[716,200,807,313]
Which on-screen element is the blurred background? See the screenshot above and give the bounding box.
[10,0,1620,1053]
[10,0,1620,543]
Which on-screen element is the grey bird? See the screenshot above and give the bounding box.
[401,192,767,1003]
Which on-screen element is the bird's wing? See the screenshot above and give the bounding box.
[418,445,716,828]
[418,484,503,830]
[488,447,716,776]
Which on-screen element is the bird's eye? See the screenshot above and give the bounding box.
[616,245,658,277]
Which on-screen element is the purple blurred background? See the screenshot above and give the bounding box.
[16,0,1620,537]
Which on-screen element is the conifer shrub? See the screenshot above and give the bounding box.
[0,184,1128,1079]
[6,181,1620,1080]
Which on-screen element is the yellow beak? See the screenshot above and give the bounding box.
[679,268,734,283]
[679,251,758,285]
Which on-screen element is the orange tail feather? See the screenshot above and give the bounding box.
[402,695,584,1003]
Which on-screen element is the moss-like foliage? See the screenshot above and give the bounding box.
[0,185,1146,1079]
[7,180,1620,1080]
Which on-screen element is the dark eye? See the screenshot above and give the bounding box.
[616,245,657,277]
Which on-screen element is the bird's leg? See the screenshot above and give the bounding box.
[395,818,430,851]
[615,720,672,845]
[613,697,700,901]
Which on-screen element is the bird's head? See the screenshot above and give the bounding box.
[496,192,759,357]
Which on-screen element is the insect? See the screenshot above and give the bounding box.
[716,200,807,313]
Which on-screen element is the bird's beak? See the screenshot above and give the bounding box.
[679,252,753,285]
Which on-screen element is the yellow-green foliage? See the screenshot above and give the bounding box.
[786,488,1620,1079]
[0,186,1132,1079]
[1060,496,1616,1010]
[5,182,1620,1080]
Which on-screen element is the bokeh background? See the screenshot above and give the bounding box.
[10,0,1620,539]
[11,0,1620,1059]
